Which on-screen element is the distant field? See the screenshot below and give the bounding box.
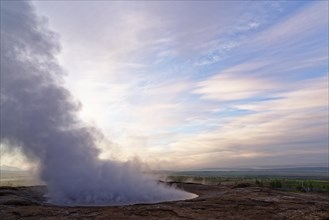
[170,167,329,179]
[2,167,328,193]
[0,170,41,186]
[164,167,329,193]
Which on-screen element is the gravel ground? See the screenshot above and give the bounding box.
[0,182,328,220]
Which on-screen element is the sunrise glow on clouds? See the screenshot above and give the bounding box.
[13,1,327,170]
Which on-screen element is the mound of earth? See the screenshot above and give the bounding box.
[0,182,328,219]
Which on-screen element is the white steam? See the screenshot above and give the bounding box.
[0,1,195,205]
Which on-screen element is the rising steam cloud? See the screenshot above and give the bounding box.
[0,1,194,205]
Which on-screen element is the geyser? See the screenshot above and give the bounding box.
[0,1,195,205]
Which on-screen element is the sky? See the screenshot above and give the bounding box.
[2,1,328,170]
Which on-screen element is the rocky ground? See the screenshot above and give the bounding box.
[0,182,328,220]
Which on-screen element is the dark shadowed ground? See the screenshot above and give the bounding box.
[0,182,328,220]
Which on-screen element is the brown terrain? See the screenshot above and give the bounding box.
[0,182,328,220]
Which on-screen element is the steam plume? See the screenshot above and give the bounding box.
[0,1,194,205]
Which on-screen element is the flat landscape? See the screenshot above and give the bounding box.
[1,181,328,220]
[1,1,328,220]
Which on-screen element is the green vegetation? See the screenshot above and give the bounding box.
[270,179,282,189]
[166,175,329,193]
[163,167,329,193]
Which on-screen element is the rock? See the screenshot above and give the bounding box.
[232,183,252,188]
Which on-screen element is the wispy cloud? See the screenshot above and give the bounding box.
[156,74,328,169]
[253,1,328,46]
[193,61,277,101]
